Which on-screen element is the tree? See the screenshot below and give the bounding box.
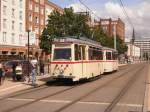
[40,7,127,54]
[40,8,91,53]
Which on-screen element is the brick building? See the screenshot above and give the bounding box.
[99,18,125,41]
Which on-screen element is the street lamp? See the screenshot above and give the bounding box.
[113,25,117,50]
[27,29,30,77]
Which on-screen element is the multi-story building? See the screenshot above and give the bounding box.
[0,0,63,60]
[45,0,63,24]
[134,38,150,60]
[25,0,63,57]
[0,0,26,58]
[25,0,46,46]
[99,18,125,41]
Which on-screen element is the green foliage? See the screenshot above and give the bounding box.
[40,7,127,54]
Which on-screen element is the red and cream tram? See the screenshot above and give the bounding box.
[50,37,118,81]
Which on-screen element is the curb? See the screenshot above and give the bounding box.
[0,76,50,97]
[143,64,150,112]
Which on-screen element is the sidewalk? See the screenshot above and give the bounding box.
[0,74,50,97]
[147,65,150,111]
[143,64,150,112]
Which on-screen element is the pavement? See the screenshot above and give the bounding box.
[0,74,50,97]
[147,64,150,112]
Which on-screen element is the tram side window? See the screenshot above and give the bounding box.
[106,52,112,60]
[82,46,86,60]
[88,48,100,60]
[54,48,71,60]
[112,52,117,60]
[99,51,103,60]
[75,44,81,60]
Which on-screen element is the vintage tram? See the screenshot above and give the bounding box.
[50,37,118,81]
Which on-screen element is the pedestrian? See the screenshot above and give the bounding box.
[12,63,17,81]
[39,59,45,75]
[30,57,38,87]
[0,62,4,85]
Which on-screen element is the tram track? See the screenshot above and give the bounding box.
[0,62,132,101]
[52,64,145,112]
[104,64,145,112]
[2,64,143,112]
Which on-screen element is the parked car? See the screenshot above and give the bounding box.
[4,60,33,81]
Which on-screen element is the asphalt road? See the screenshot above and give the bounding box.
[0,63,148,112]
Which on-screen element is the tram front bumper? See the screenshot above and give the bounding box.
[51,75,75,79]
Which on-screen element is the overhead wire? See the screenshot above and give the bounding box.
[78,0,100,20]
[117,0,135,35]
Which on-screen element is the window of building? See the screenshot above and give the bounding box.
[3,19,7,29]
[19,23,22,32]
[12,8,15,18]
[35,17,39,23]
[12,21,15,30]
[35,0,39,3]
[19,34,22,44]
[41,19,44,25]
[29,14,32,21]
[3,32,7,43]
[35,27,38,34]
[35,5,39,12]
[19,0,23,8]
[3,6,7,15]
[11,33,15,44]
[29,25,32,31]
[29,4,32,10]
[19,11,22,20]
[12,0,15,5]
[41,8,44,15]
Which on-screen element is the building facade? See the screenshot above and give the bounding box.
[25,0,63,57]
[0,0,63,60]
[134,38,150,60]
[127,44,141,62]
[99,18,125,41]
[45,0,63,24]
[0,0,26,58]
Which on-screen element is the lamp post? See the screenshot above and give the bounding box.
[113,25,117,50]
[27,30,30,76]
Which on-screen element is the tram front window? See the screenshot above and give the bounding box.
[54,48,71,60]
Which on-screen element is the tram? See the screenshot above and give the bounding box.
[50,37,118,81]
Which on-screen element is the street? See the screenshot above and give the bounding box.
[0,63,148,112]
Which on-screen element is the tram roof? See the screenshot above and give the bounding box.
[53,36,102,48]
[102,47,117,52]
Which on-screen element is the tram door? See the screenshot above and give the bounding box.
[74,44,86,78]
[81,45,86,78]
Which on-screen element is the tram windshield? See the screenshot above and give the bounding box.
[53,48,71,60]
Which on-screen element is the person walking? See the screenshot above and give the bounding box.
[12,63,17,81]
[0,62,4,85]
[30,57,38,87]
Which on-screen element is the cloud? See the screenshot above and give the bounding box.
[69,0,150,38]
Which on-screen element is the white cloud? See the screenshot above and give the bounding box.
[69,1,150,38]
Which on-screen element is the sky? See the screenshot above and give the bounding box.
[49,0,150,39]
